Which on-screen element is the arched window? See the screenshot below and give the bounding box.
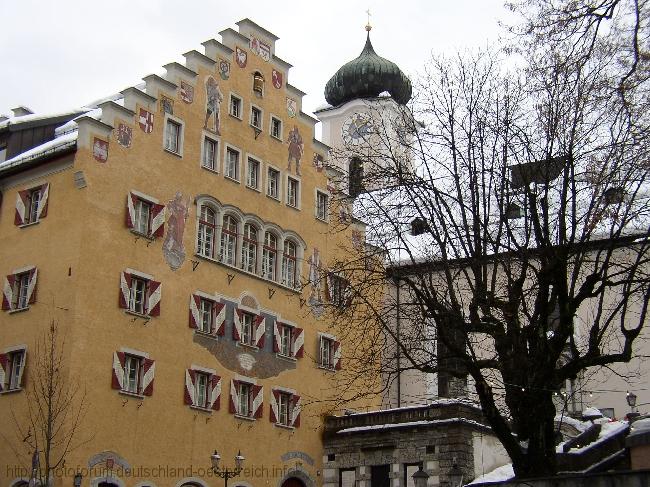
[241,223,258,273]
[198,205,217,258]
[262,232,278,281]
[220,215,238,265]
[253,72,265,96]
[282,240,297,288]
[349,157,364,197]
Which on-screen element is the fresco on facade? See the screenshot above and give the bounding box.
[307,247,324,317]
[138,108,154,133]
[93,138,108,162]
[219,59,231,80]
[180,81,194,104]
[235,47,248,68]
[159,94,174,115]
[287,125,304,175]
[351,229,364,249]
[286,97,297,118]
[162,192,190,271]
[116,123,132,148]
[272,69,283,89]
[313,153,324,172]
[249,36,271,61]
[204,76,224,135]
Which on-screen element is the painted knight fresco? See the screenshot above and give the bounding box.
[307,248,324,317]
[287,125,304,175]
[204,76,224,135]
[163,192,190,271]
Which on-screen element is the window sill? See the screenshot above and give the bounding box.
[19,221,40,229]
[0,387,23,395]
[266,193,281,202]
[190,405,213,413]
[276,353,297,363]
[164,148,183,158]
[315,216,329,224]
[119,390,145,399]
[124,310,151,320]
[234,414,256,422]
[274,422,295,430]
[250,123,263,132]
[229,113,243,121]
[270,134,282,142]
[201,165,219,174]
[130,229,155,241]
[7,306,30,314]
[318,365,337,373]
[237,342,259,352]
[195,330,219,340]
[286,204,301,212]
[225,175,241,184]
[246,184,262,193]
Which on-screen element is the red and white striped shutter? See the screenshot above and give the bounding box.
[111,352,126,390]
[125,192,137,229]
[325,272,333,301]
[292,328,304,358]
[26,268,38,304]
[269,389,280,423]
[14,190,29,226]
[17,350,26,387]
[0,354,7,391]
[184,369,196,405]
[150,203,165,238]
[119,271,131,309]
[2,274,15,310]
[273,321,281,352]
[189,294,201,329]
[147,280,162,317]
[252,385,264,418]
[229,380,239,414]
[333,341,342,370]
[214,302,227,335]
[254,315,266,348]
[209,375,222,411]
[141,358,155,396]
[37,183,50,219]
[232,309,243,341]
[290,394,301,428]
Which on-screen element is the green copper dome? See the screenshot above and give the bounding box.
[325,33,412,106]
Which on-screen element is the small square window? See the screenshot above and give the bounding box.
[287,177,299,208]
[133,198,152,235]
[320,337,335,369]
[123,354,142,394]
[278,392,290,425]
[316,191,329,221]
[199,298,214,334]
[247,158,260,189]
[267,168,280,199]
[165,119,182,154]
[129,277,148,315]
[271,117,282,139]
[226,147,240,181]
[194,371,210,409]
[251,106,262,129]
[240,312,255,346]
[329,273,350,308]
[279,323,293,357]
[12,272,31,310]
[230,95,242,119]
[202,137,218,171]
[238,382,252,416]
[3,349,26,390]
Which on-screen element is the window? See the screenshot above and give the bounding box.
[190,294,225,335]
[231,379,262,418]
[271,117,282,139]
[230,95,242,119]
[0,349,26,391]
[195,371,209,408]
[198,205,217,258]
[273,322,304,358]
[238,382,251,416]
[279,323,292,356]
[15,184,49,226]
[184,368,221,410]
[319,336,341,370]
[270,389,301,427]
[267,168,280,199]
[240,312,254,346]
[340,469,356,487]
[199,298,214,334]
[119,270,161,317]
[328,273,350,308]
[349,157,364,197]
[278,392,290,425]
[262,232,277,280]
[2,268,37,312]
[126,192,165,238]
[253,72,264,96]
[287,177,299,208]
[241,224,258,273]
[202,136,218,171]
[225,147,240,181]
[165,118,182,154]
[112,351,155,396]
[247,158,260,190]
[282,240,298,288]
[316,191,329,221]
[251,106,262,129]
[220,215,238,265]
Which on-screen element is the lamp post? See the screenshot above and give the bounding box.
[412,466,429,487]
[627,391,638,413]
[210,450,245,487]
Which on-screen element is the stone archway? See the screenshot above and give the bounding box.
[277,469,314,487]
[281,478,305,487]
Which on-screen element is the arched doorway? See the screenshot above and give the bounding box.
[98,482,120,487]
[281,478,306,487]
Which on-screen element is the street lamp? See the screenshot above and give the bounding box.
[412,466,429,487]
[627,391,638,412]
[210,450,245,487]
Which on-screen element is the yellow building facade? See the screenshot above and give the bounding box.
[0,19,376,487]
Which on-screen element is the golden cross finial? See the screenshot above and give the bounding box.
[365,9,372,32]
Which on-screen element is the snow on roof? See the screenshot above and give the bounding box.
[337,417,489,434]
[629,418,650,436]
[468,463,514,485]
[582,407,603,418]
[345,398,481,417]
[54,107,102,136]
[0,109,86,130]
[555,414,590,432]
[0,130,78,172]
[564,420,628,454]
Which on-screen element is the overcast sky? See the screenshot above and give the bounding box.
[0,0,511,119]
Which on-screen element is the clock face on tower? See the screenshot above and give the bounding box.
[341,113,373,145]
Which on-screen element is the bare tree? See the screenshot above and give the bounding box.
[5,321,89,486]
[323,26,650,479]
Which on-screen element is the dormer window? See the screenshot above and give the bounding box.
[253,72,265,97]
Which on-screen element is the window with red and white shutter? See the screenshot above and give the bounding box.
[125,191,165,238]
[14,183,50,226]
[233,308,266,348]
[118,270,161,317]
[184,368,221,410]
[0,349,26,391]
[272,321,304,359]
[319,334,342,370]
[269,388,301,428]
[229,379,263,418]
[2,267,38,311]
[189,293,226,335]
[111,351,155,396]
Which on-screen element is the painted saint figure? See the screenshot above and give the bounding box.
[204,77,224,135]
[287,125,304,175]
[163,192,190,271]
[307,248,324,317]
